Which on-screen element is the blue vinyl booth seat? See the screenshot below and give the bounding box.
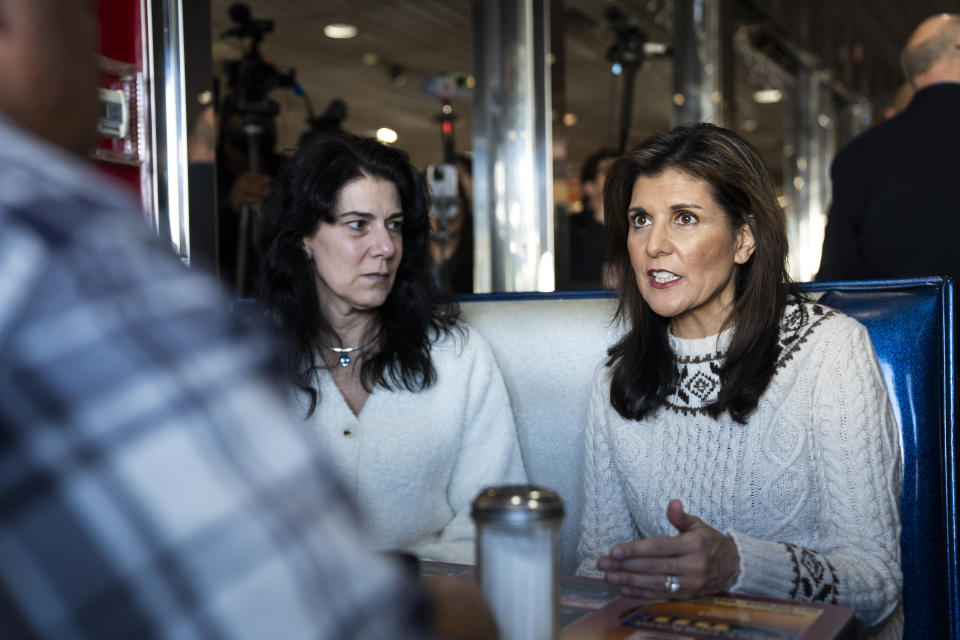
[803,278,958,638]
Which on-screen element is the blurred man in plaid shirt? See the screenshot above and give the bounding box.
[0,2,493,638]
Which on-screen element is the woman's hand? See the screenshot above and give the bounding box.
[597,499,740,599]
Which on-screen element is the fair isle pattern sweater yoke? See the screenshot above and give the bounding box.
[577,303,903,639]
[666,304,835,414]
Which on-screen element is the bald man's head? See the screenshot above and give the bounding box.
[900,13,960,88]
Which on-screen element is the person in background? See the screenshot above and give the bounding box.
[258,133,526,564]
[568,148,618,289]
[817,13,960,284]
[430,154,475,295]
[578,123,901,638]
[0,1,494,637]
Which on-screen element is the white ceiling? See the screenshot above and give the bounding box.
[208,0,960,183]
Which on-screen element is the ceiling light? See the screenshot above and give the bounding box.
[376,127,398,144]
[753,88,783,104]
[361,52,378,66]
[324,23,358,39]
[563,113,577,127]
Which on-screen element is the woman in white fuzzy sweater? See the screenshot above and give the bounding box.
[577,124,901,638]
[258,135,526,564]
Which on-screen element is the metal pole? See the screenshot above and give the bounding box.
[471,0,554,292]
[787,69,834,281]
[672,0,723,126]
[149,0,191,262]
[618,63,637,153]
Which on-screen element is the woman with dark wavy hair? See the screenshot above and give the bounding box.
[577,124,902,638]
[258,134,525,564]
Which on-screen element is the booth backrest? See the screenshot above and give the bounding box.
[461,293,621,573]
[461,278,958,638]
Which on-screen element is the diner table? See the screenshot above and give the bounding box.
[421,562,856,640]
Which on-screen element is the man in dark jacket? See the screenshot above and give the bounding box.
[817,13,960,282]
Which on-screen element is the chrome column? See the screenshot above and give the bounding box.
[785,69,835,281]
[672,0,724,126]
[148,0,189,260]
[148,0,213,264]
[471,0,554,292]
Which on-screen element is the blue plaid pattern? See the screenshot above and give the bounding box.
[0,117,431,639]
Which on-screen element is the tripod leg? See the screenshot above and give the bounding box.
[235,204,251,296]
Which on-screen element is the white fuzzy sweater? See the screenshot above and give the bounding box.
[577,303,902,638]
[301,326,527,564]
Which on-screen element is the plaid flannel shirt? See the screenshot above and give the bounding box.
[0,117,432,640]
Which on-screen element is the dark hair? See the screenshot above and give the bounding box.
[257,133,460,416]
[580,147,619,184]
[603,123,804,424]
[579,148,619,210]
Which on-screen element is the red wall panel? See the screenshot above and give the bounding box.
[95,0,150,214]
[98,0,143,65]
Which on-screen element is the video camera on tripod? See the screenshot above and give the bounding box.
[220,2,296,294]
[222,1,296,120]
[606,6,650,71]
[604,5,671,152]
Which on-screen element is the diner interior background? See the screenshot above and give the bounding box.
[207,0,958,289]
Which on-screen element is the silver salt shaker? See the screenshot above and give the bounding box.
[471,485,564,640]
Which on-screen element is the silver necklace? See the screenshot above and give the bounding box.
[323,344,360,367]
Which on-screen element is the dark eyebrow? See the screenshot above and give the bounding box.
[336,211,404,219]
[627,203,702,214]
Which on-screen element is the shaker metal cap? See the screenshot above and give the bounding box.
[471,484,565,524]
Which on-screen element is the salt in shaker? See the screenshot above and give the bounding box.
[471,485,565,640]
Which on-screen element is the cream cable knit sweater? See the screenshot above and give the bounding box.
[300,326,527,564]
[577,303,902,638]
